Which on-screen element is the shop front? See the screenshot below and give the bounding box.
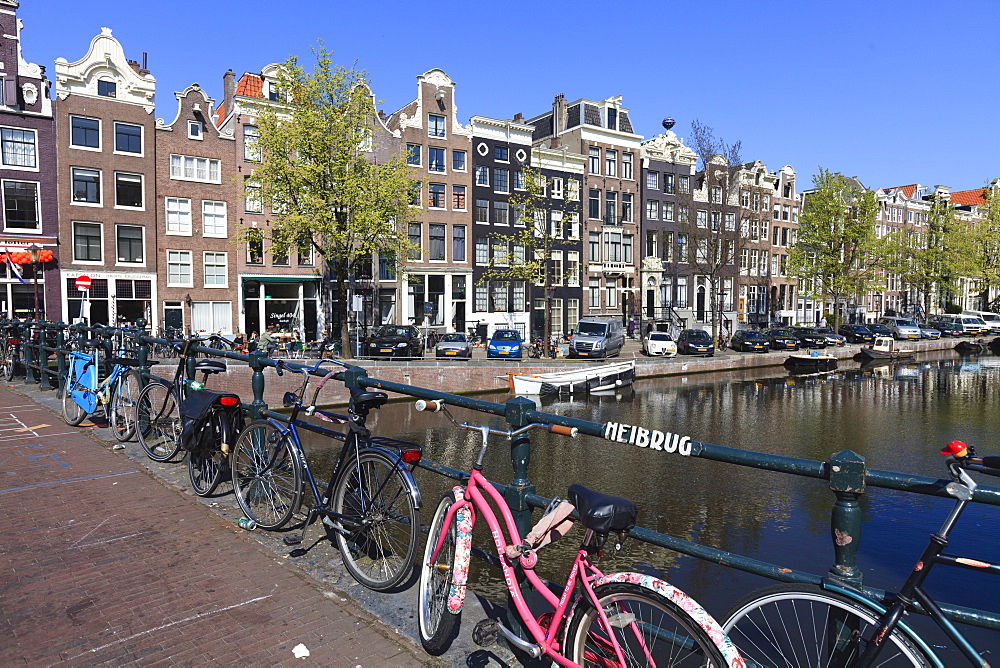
[62,270,156,327]
[241,276,321,341]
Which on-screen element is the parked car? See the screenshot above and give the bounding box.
[435,332,472,359]
[930,314,983,336]
[487,329,523,359]
[867,323,894,338]
[790,327,828,349]
[676,329,715,356]
[367,325,423,358]
[730,329,769,353]
[932,321,964,337]
[919,325,942,340]
[838,324,875,344]
[642,332,677,357]
[764,328,800,351]
[816,327,847,347]
[568,318,626,359]
[877,316,922,340]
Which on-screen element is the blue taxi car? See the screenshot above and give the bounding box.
[487,329,523,359]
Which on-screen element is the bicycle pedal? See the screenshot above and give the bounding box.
[472,619,499,647]
[282,535,302,546]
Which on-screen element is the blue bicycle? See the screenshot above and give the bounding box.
[62,333,146,442]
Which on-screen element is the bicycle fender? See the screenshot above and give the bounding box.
[367,446,422,509]
[592,572,746,668]
[447,486,473,615]
[821,581,946,667]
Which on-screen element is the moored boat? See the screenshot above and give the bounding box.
[509,360,636,396]
[784,351,838,373]
[858,336,914,360]
[955,340,987,354]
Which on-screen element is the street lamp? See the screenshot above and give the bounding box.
[27,244,40,319]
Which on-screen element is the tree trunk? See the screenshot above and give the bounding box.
[334,259,351,359]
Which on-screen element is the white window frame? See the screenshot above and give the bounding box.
[69,115,101,152]
[169,154,222,184]
[188,120,203,140]
[72,220,104,265]
[70,166,102,207]
[166,249,194,287]
[0,126,39,171]
[113,171,144,210]
[191,301,233,335]
[165,197,193,235]
[113,121,144,157]
[203,251,228,288]
[202,200,227,237]
[115,223,145,266]
[243,125,260,161]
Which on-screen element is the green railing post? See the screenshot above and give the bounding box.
[828,449,866,585]
[101,324,114,377]
[23,320,35,384]
[55,323,66,398]
[247,350,268,420]
[503,395,538,643]
[134,318,149,385]
[38,321,52,391]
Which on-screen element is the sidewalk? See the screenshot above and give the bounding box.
[0,380,430,666]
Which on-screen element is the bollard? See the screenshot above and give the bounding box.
[246,349,268,420]
[55,323,66,398]
[38,322,52,391]
[828,449,866,585]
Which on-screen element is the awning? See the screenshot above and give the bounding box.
[242,275,321,284]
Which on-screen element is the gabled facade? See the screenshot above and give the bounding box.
[155,83,236,335]
[736,161,778,327]
[54,28,157,326]
[767,165,800,325]
[0,0,57,319]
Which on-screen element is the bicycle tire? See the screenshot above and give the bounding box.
[720,583,932,667]
[331,449,419,591]
[0,346,14,381]
[136,380,181,462]
[417,493,460,655]
[62,369,89,426]
[565,582,729,667]
[109,369,141,442]
[188,409,230,497]
[230,420,301,530]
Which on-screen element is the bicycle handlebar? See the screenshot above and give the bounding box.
[414,399,579,439]
[941,440,1000,477]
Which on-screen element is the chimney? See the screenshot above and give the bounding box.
[553,93,566,134]
[222,69,236,119]
[513,112,523,122]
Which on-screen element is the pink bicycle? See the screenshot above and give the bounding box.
[414,399,744,667]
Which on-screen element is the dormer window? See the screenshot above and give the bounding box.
[98,79,117,98]
[188,121,203,140]
[268,82,283,102]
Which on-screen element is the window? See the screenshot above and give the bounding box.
[493,200,509,224]
[188,121,203,140]
[243,125,260,161]
[493,168,509,193]
[622,152,633,179]
[646,230,657,257]
[494,145,509,162]
[512,243,525,265]
[551,178,564,199]
[646,171,659,189]
[203,251,227,287]
[589,189,601,219]
[452,150,466,171]
[408,222,422,260]
[191,301,232,334]
[513,170,525,191]
[643,200,656,221]
[589,232,601,262]
[492,240,509,266]
[475,166,489,186]
[664,173,674,194]
[3,181,39,230]
[70,116,100,148]
[566,252,580,286]
[453,225,466,262]
[166,249,192,286]
[710,186,722,204]
[589,278,601,308]
[378,254,396,280]
[165,197,192,234]
[513,281,526,312]
[711,211,720,231]
[406,143,421,166]
[452,185,466,210]
[72,167,101,204]
[589,147,601,174]
[272,242,289,266]
[679,175,690,193]
[605,191,617,224]
[696,210,708,228]
[202,200,227,237]
[73,222,102,262]
[267,82,284,102]
[551,251,563,285]
[98,79,117,97]
[427,223,445,260]
[605,150,617,177]
[297,239,313,266]
[475,238,489,265]
[2,128,37,167]
[475,198,489,223]
[475,284,488,311]
[244,179,262,213]
[663,202,674,221]
[621,193,633,223]
[114,122,142,154]
[567,212,581,239]
[428,147,445,172]
[678,204,689,222]
[169,154,221,183]
[677,235,687,262]
[550,210,563,238]
[725,212,736,231]
[116,225,143,263]
[567,179,580,201]
[247,229,263,263]
[428,114,445,137]
[606,231,623,263]
[114,172,143,208]
[428,183,446,209]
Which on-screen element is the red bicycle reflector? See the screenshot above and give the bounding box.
[400,448,421,463]
[219,396,240,406]
[6,338,17,344]
[940,440,968,457]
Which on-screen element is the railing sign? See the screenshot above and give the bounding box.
[602,421,692,456]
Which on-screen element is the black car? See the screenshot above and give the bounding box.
[764,328,800,351]
[677,329,715,356]
[790,326,828,349]
[730,330,769,353]
[838,324,875,344]
[367,325,423,358]
[867,323,894,338]
[933,321,964,338]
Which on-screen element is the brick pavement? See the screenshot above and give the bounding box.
[0,382,431,667]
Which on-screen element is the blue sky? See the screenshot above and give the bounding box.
[21,0,1000,191]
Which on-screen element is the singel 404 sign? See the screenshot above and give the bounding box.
[75,275,92,291]
[603,421,693,456]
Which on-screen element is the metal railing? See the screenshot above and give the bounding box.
[4,316,999,633]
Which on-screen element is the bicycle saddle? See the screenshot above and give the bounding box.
[567,484,637,535]
[352,391,388,409]
[83,338,103,348]
[195,359,226,374]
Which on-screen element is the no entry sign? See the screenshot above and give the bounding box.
[75,275,92,291]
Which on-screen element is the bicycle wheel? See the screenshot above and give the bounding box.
[109,369,141,442]
[330,449,419,591]
[417,493,460,655]
[565,582,728,667]
[62,370,89,426]
[0,346,14,381]
[721,584,931,667]
[187,410,230,497]
[230,420,301,530]
[136,381,181,462]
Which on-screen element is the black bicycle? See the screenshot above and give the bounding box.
[721,440,1000,666]
[229,358,422,591]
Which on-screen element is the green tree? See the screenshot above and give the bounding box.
[246,45,416,357]
[965,182,1000,310]
[789,169,880,328]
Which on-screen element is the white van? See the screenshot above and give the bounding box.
[569,319,625,359]
[933,314,986,336]
[963,310,1000,334]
